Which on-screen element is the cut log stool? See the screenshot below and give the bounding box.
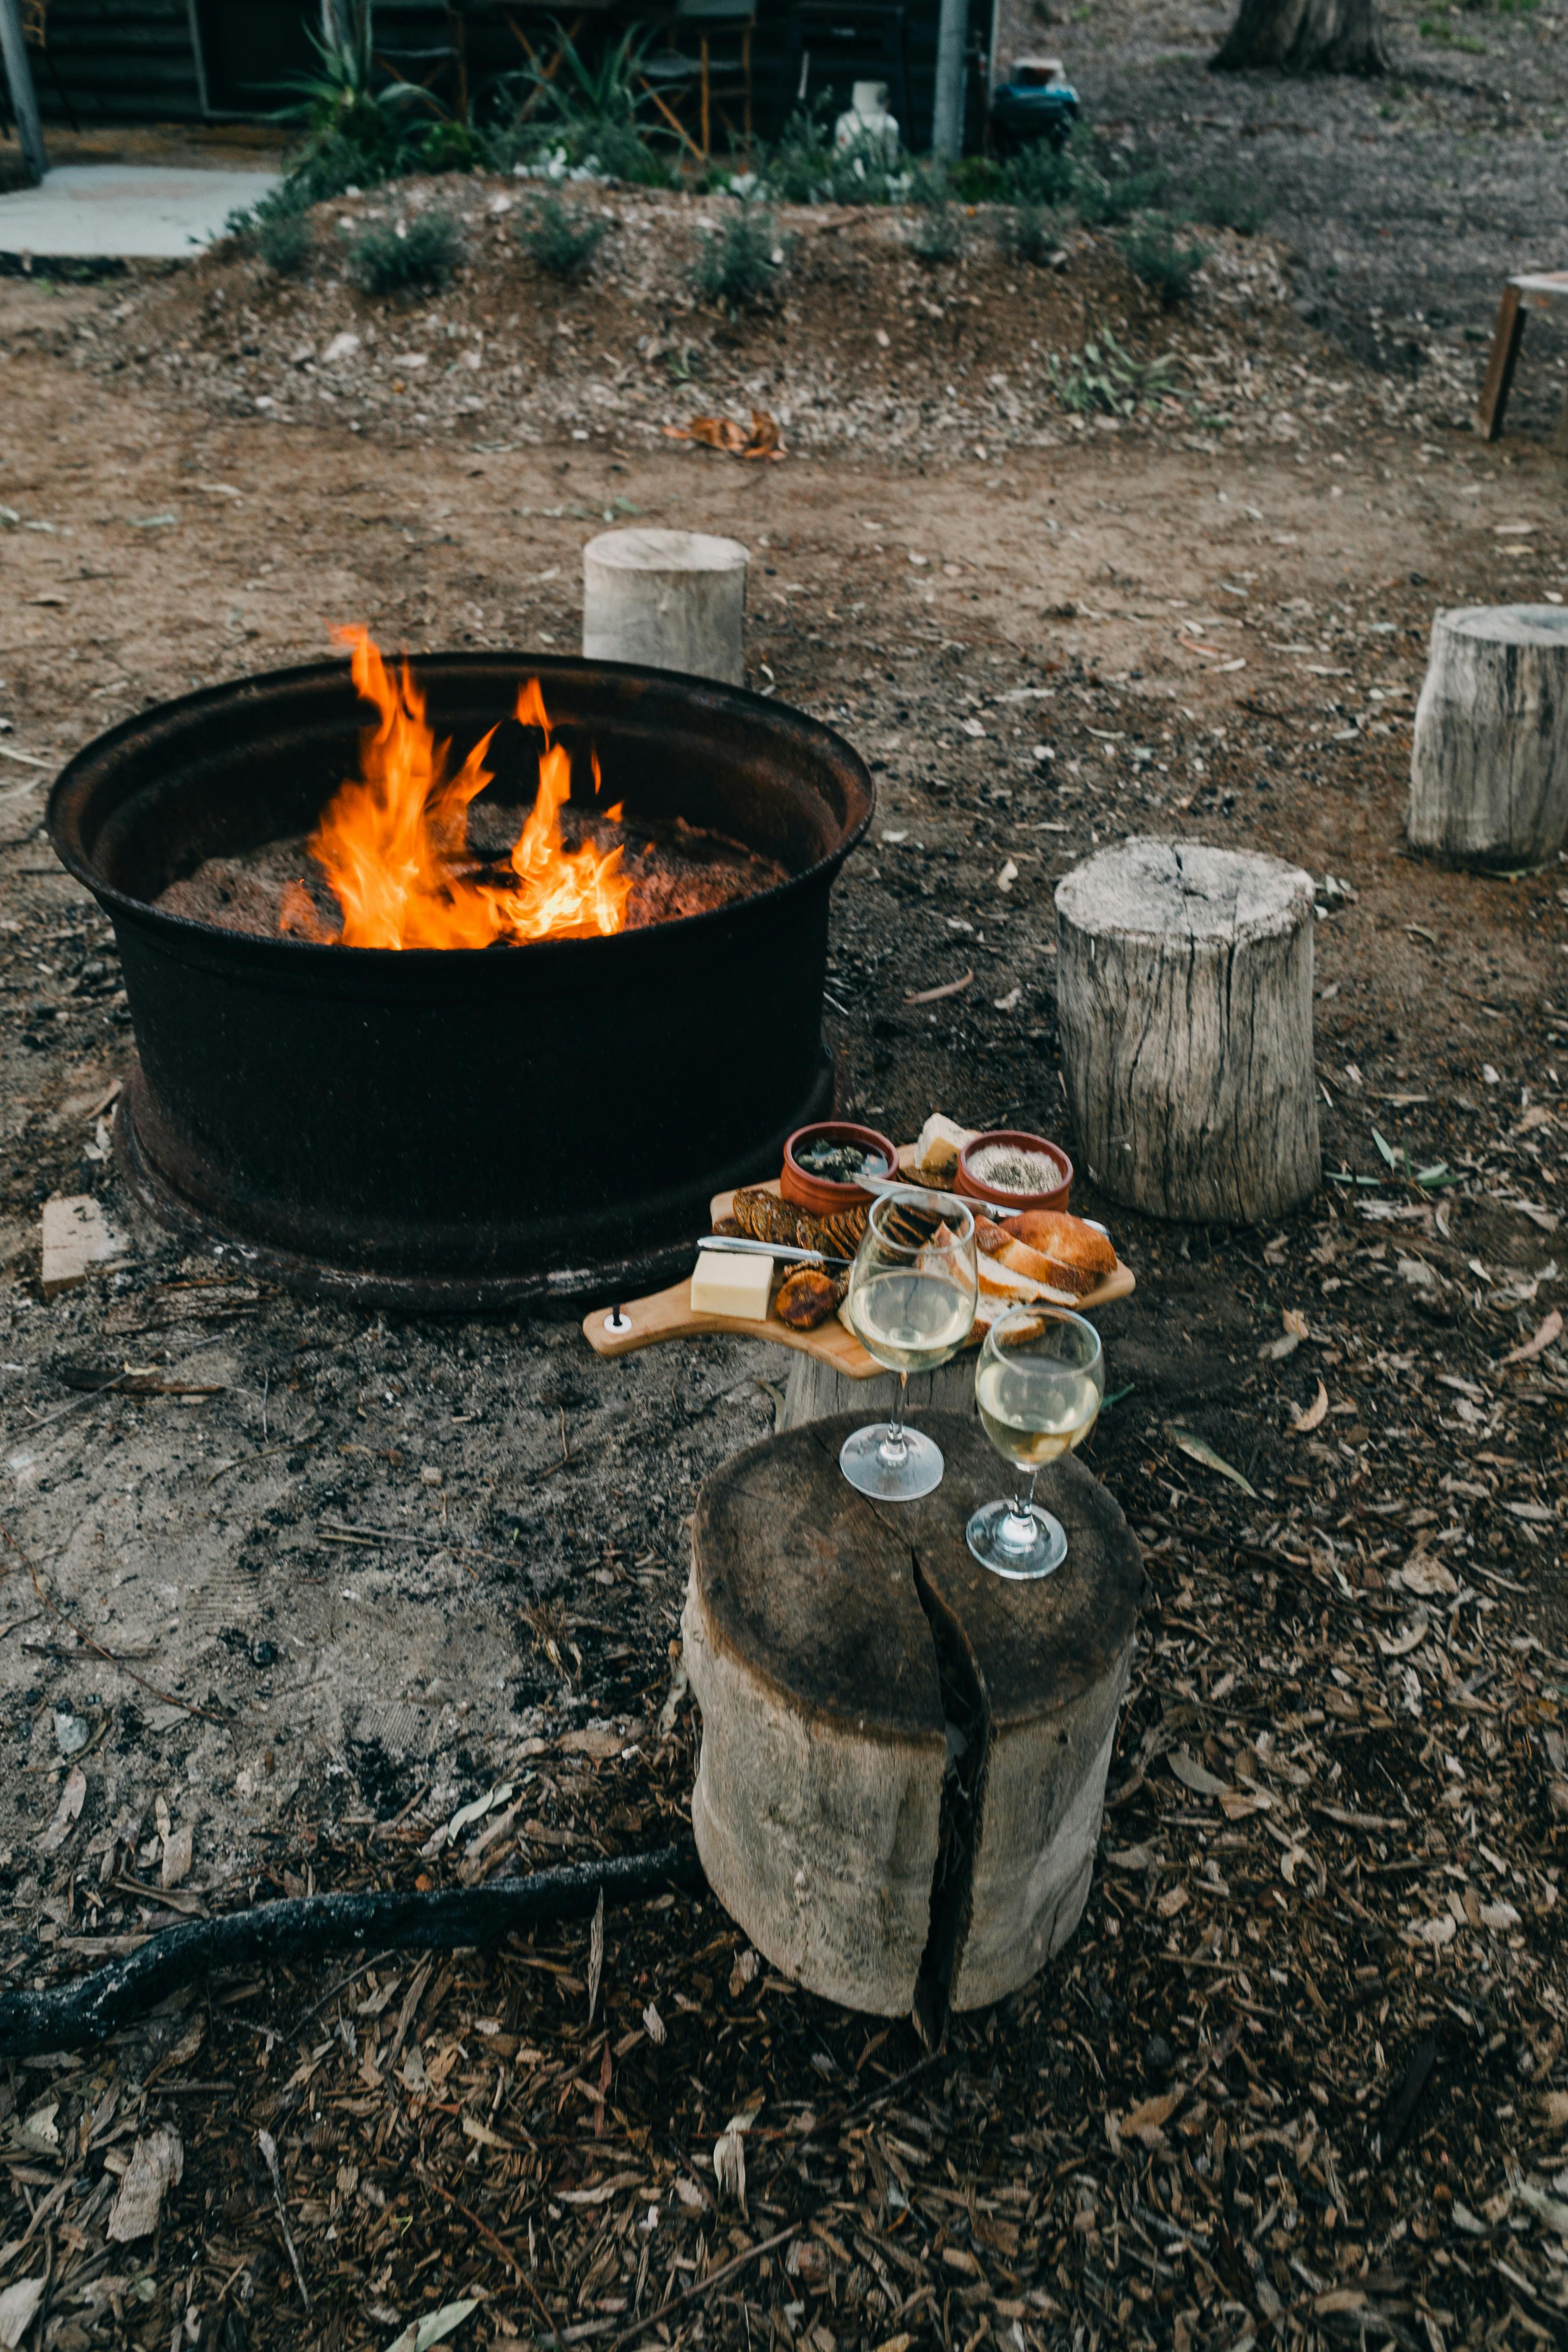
[777,1352,977,1433]
[1056,837,1319,1226]
[683,1411,1141,2020]
[1409,606,1568,870]
[581,527,749,686]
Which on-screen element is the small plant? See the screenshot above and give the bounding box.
[350,209,462,296]
[907,165,962,260]
[518,191,608,279]
[1118,218,1208,306]
[1004,137,1078,209]
[259,208,313,274]
[1073,155,1168,227]
[1002,202,1065,265]
[276,23,426,197]
[947,155,1006,202]
[757,95,835,201]
[1048,328,1177,414]
[689,205,783,310]
[823,127,911,205]
[415,116,490,173]
[495,28,669,185]
[1189,167,1267,234]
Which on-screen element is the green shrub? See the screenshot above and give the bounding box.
[350,209,462,296]
[259,208,313,273]
[821,129,907,204]
[947,156,1006,202]
[907,164,961,259]
[1189,168,1268,233]
[518,192,608,279]
[1118,219,1208,305]
[1074,157,1168,226]
[758,96,834,202]
[689,206,783,309]
[1001,202,1065,265]
[415,117,490,173]
[1004,139,1078,208]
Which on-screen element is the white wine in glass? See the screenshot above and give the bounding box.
[841,1192,979,1502]
[968,1306,1104,1577]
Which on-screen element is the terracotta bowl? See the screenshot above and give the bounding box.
[954,1129,1072,1216]
[781,1120,899,1216]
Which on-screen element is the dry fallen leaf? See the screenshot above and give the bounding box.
[1120,2089,1181,2143]
[1167,1748,1234,1799]
[1391,1551,1459,1598]
[662,408,786,461]
[587,1885,605,2026]
[161,1820,194,1890]
[1167,1427,1257,1496]
[1289,1378,1330,1435]
[38,1763,86,1854]
[108,2126,184,2243]
[1498,1307,1563,1368]
[0,2277,46,2351]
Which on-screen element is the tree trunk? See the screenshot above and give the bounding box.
[1212,0,1387,74]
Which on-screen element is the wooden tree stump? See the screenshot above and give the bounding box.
[1056,838,1319,1226]
[683,1412,1141,2020]
[581,528,749,686]
[1409,606,1568,870]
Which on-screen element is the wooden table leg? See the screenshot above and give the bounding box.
[1477,282,1526,443]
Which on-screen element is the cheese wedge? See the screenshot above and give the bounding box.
[691,1247,772,1321]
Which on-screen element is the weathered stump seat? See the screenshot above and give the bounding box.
[1409,606,1568,870]
[1056,837,1320,1226]
[682,1412,1141,2022]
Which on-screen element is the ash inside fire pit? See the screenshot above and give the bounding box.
[156,809,789,940]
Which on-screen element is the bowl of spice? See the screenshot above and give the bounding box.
[782,1121,899,1216]
[955,1129,1072,1215]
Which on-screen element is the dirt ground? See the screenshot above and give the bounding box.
[1,183,1567,2352]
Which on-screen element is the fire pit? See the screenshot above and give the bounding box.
[48,648,873,1309]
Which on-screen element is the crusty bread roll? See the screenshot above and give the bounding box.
[1006,1211,1117,1297]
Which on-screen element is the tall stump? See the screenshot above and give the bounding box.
[1409,605,1568,870]
[1056,837,1319,1225]
[683,1411,1141,2022]
[581,528,748,686]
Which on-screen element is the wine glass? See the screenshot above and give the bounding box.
[840,1191,979,1502]
[968,1304,1104,1578]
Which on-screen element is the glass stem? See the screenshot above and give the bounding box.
[1013,1467,1039,1524]
[888,1370,908,1447]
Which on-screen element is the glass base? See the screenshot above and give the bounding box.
[840,1422,946,1501]
[966,1498,1067,1580]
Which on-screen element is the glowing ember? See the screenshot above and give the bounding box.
[283,627,631,949]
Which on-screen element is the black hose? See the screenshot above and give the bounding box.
[0,1840,705,2058]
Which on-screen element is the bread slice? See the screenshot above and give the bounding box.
[974,1218,1080,1302]
[1005,1210,1117,1298]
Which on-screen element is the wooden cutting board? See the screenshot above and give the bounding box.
[581,1181,1135,1375]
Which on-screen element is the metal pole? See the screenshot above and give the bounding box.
[0,0,47,186]
[931,0,966,160]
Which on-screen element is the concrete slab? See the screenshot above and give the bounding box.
[0,163,280,259]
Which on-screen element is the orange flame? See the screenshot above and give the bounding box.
[295,627,630,949]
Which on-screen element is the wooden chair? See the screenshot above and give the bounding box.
[638,0,755,164]
[1476,271,1568,454]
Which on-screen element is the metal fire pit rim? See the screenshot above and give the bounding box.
[46,648,875,955]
